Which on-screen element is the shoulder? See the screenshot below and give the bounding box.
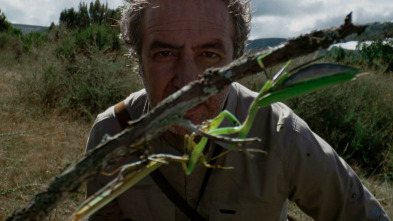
[229,82,308,136]
[228,82,322,156]
[85,89,148,152]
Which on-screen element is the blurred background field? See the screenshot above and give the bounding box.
[0,1,392,220]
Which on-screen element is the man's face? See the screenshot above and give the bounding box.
[140,0,234,133]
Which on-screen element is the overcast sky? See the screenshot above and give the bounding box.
[1,0,392,39]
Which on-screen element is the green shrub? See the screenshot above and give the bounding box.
[60,51,142,119]
[327,39,393,73]
[0,9,12,32]
[0,9,23,58]
[22,31,47,51]
[17,47,142,120]
[55,37,76,60]
[59,0,120,28]
[326,46,360,64]
[0,32,23,60]
[0,32,11,48]
[75,24,120,51]
[358,39,393,73]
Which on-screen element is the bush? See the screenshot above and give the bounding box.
[358,39,393,73]
[75,24,118,51]
[0,32,23,60]
[60,51,142,119]
[52,23,121,61]
[0,9,12,32]
[59,0,120,28]
[17,47,142,120]
[327,39,393,73]
[23,64,63,107]
[326,47,360,64]
[55,37,76,60]
[22,31,47,51]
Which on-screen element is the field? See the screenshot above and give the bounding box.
[0,68,88,219]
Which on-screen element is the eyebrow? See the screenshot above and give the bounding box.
[193,40,226,52]
[149,40,226,52]
[149,41,183,51]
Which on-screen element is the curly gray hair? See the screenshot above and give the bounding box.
[120,0,252,60]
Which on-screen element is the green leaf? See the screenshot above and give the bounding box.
[258,64,361,107]
[272,63,360,92]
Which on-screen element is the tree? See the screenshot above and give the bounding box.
[78,2,90,28]
[59,8,78,29]
[89,0,108,24]
[0,8,12,32]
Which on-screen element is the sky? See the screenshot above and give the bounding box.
[0,0,392,39]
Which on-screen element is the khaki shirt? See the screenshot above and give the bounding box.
[86,82,389,221]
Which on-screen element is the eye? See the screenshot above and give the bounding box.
[156,51,173,57]
[202,51,219,59]
[153,50,176,61]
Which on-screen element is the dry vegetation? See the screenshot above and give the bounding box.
[0,68,88,220]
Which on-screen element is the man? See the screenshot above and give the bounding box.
[86,0,389,220]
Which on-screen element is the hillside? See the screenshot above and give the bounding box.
[11,23,48,34]
[246,37,287,51]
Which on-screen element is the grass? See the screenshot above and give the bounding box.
[0,68,89,220]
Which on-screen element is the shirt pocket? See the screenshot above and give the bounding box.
[208,202,286,221]
[209,207,238,221]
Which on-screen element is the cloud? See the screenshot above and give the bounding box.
[1,0,392,39]
[0,0,124,26]
[251,0,328,17]
[250,0,393,39]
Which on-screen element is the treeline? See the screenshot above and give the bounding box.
[328,40,393,73]
[59,0,120,29]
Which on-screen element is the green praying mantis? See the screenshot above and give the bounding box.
[70,53,363,221]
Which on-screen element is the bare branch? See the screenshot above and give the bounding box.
[7,16,393,221]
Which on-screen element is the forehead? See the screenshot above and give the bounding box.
[142,0,234,40]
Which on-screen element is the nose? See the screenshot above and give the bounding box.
[172,54,201,89]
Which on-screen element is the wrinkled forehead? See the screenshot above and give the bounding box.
[143,0,233,32]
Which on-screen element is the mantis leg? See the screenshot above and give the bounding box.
[185,111,242,175]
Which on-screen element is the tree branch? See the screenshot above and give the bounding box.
[7,15,393,221]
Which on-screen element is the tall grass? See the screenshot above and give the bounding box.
[287,73,393,179]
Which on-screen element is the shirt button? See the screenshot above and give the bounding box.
[189,199,197,206]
